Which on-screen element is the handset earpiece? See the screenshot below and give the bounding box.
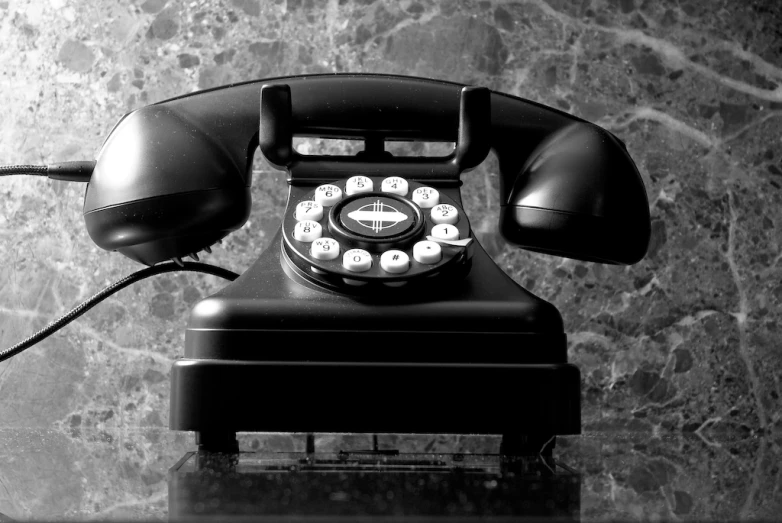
[83,105,252,266]
[498,121,651,265]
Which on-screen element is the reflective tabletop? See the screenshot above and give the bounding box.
[0,430,778,521]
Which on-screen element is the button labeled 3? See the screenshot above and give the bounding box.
[412,187,439,209]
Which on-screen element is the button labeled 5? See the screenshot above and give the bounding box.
[345,176,374,196]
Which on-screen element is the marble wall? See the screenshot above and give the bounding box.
[0,0,780,442]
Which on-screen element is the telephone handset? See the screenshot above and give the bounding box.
[84,74,650,271]
[81,74,650,452]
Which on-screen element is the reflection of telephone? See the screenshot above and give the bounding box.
[82,74,650,453]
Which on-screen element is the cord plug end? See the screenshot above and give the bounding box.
[47,160,96,182]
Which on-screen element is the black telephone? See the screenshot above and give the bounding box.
[81,74,650,453]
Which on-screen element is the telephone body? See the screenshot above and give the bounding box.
[83,74,650,452]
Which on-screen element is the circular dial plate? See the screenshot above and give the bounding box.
[282,177,471,284]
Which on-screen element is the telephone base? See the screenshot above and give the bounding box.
[171,233,581,449]
[170,359,581,452]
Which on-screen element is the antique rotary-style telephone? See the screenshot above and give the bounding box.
[2,74,650,454]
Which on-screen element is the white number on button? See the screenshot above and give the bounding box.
[295,201,324,221]
[345,176,374,196]
[293,220,322,242]
[343,249,372,272]
[412,187,440,209]
[380,250,410,274]
[431,224,460,241]
[413,241,442,264]
[431,204,458,225]
[381,177,409,196]
[310,238,340,260]
[314,184,342,206]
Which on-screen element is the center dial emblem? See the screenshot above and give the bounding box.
[347,200,408,233]
[337,194,419,240]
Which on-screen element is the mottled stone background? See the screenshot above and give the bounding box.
[0,0,781,519]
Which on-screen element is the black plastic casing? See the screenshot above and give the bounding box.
[80,74,653,441]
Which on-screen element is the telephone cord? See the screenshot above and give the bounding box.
[0,161,95,182]
[0,262,239,363]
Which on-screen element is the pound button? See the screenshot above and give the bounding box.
[293,220,322,242]
[380,250,410,274]
[342,249,372,272]
[314,184,342,206]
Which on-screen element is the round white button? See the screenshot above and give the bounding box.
[412,187,440,209]
[310,237,340,260]
[342,249,372,272]
[413,241,442,264]
[293,220,322,242]
[295,200,324,221]
[314,184,342,206]
[380,250,410,274]
[381,177,409,196]
[345,176,374,196]
[431,204,458,225]
[431,224,460,241]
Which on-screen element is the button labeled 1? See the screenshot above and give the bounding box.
[431,224,459,241]
[293,220,322,242]
[314,184,342,206]
[345,176,374,196]
[343,249,372,272]
[412,187,439,209]
[310,238,340,260]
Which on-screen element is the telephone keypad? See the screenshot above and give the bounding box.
[314,184,343,206]
[283,176,472,288]
[412,187,439,208]
[430,204,458,225]
[293,220,322,242]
